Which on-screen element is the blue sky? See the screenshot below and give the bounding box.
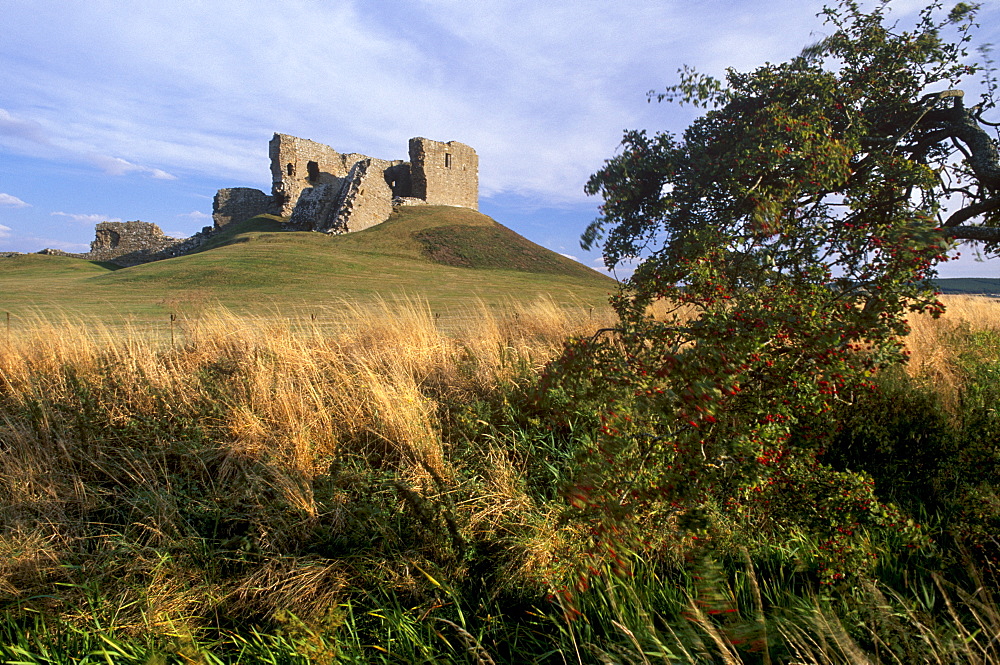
[1,0,998,278]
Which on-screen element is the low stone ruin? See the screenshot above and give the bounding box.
[213,187,272,229]
[32,221,216,267]
[86,221,181,264]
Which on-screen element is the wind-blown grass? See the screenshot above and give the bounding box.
[0,295,998,663]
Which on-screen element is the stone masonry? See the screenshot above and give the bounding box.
[408,137,478,209]
[262,133,478,234]
[15,131,481,268]
[87,221,184,265]
[35,221,217,267]
[213,187,273,229]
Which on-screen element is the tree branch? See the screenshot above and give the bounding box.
[916,93,1000,192]
[942,224,1000,244]
[942,193,1000,229]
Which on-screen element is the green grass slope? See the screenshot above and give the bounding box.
[0,207,615,322]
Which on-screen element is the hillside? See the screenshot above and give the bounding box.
[0,206,615,322]
[933,277,1000,296]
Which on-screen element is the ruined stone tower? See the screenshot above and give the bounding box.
[409,137,478,209]
[213,133,478,235]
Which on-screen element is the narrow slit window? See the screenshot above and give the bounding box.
[307,161,320,183]
[445,153,452,168]
[286,163,295,176]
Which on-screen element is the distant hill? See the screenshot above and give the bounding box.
[933,278,1000,296]
[0,206,615,321]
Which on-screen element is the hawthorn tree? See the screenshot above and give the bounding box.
[543,0,998,584]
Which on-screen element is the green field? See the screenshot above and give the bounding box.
[933,277,1000,296]
[0,206,616,323]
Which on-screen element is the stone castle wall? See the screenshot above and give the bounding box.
[87,221,184,265]
[213,188,272,228]
[327,158,395,233]
[269,134,374,217]
[264,133,478,234]
[40,221,218,267]
[22,132,482,269]
[409,137,478,210]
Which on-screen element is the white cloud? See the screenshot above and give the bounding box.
[0,224,12,238]
[37,239,90,252]
[90,155,177,180]
[0,193,30,208]
[52,212,122,224]
[179,210,211,219]
[0,108,49,144]
[560,253,579,262]
[0,109,178,182]
[1,0,997,231]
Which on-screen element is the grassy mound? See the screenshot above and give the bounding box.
[188,213,287,253]
[414,223,595,276]
[0,207,615,322]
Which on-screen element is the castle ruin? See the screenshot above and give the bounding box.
[86,221,180,263]
[23,133,478,266]
[35,220,213,266]
[214,133,478,234]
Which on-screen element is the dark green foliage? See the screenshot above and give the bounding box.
[826,326,1000,582]
[827,367,953,511]
[541,0,997,596]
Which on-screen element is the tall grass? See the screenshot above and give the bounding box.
[0,298,612,634]
[905,295,1000,409]
[1,295,999,662]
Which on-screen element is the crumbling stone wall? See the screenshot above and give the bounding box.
[86,221,184,265]
[263,133,478,235]
[324,158,395,233]
[269,134,372,217]
[287,184,341,231]
[25,222,207,265]
[409,138,478,210]
[385,162,413,198]
[49,221,220,266]
[213,188,272,228]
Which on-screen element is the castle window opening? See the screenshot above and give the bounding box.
[307,161,320,184]
[286,163,295,176]
[445,153,452,168]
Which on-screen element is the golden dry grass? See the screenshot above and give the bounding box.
[1,293,996,642]
[904,295,1000,408]
[0,297,617,631]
